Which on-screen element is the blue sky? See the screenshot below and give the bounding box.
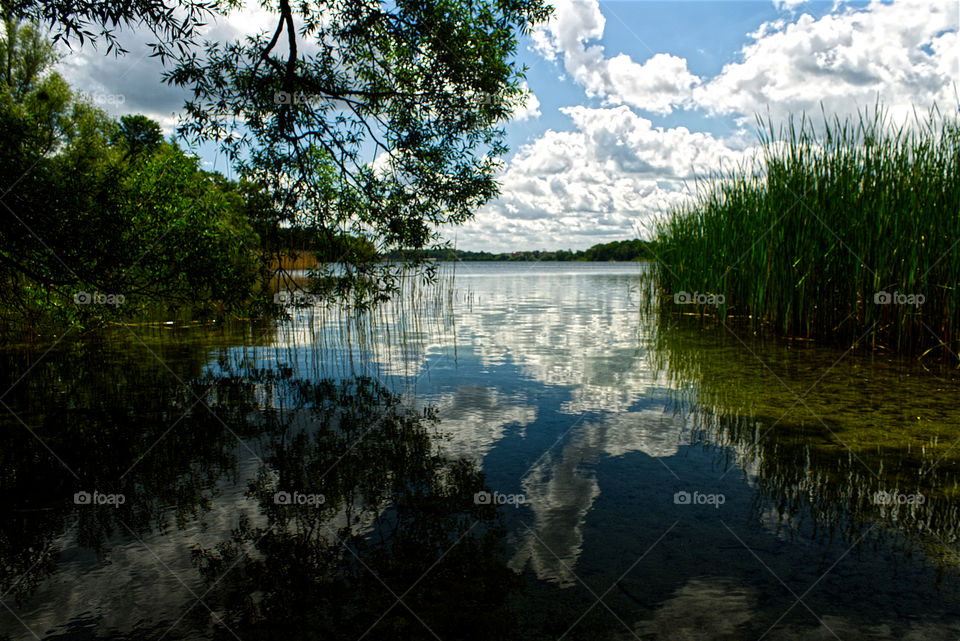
[510,1,795,146]
[58,0,959,252]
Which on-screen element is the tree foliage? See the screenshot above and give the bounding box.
[2,0,219,60]
[0,16,263,330]
[2,0,553,313]
[164,0,551,305]
[113,113,163,158]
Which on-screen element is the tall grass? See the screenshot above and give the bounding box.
[651,105,960,360]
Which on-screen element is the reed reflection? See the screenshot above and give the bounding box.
[648,318,960,577]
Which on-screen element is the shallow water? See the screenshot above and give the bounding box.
[2,262,959,640]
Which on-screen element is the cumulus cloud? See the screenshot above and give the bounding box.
[465,0,959,251]
[601,53,701,115]
[456,106,755,251]
[530,0,699,115]
[532,0,957,124]
[694,0,959,125]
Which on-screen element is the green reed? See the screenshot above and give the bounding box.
[651,105,960,360]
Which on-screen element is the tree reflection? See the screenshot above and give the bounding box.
[0,328,520,640]
[188,374,520,641]
[0,330,264,603]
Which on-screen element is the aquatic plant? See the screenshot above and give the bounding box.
[651,105,960,361]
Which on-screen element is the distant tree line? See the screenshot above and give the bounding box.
[386,239,657,262]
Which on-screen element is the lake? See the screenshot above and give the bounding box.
[2,262,960,640]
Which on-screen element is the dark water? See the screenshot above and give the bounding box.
[2,262,960,640]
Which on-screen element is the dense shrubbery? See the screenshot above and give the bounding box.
[0,17,269,332]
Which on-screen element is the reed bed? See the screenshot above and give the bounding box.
[651,105,960,360]
[265,261,458,382]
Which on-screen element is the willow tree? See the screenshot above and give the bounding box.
[3,0,218,60]
[168,0,550,305]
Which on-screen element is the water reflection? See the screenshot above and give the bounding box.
[0,330,519,640]
[185,372,519,641]
[649,318,960,576]
[3,263,960,640]
[0,331,257,609]
[510,409,691,587]
[432,385,537,463]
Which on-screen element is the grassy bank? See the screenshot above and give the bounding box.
[651,106,960,361]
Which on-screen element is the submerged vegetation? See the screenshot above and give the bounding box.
[647,320,960,577]
[650,106,960,362]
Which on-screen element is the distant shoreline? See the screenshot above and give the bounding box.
[271,239,657,270]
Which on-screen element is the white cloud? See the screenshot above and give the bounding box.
[212,2,282,37]
[510,82,541,121]
[530,0,699,115]
[531,0,957,125]
[601,53,701,115]
[530,0,605,62]
[456,106,755,251]
[694,0,960,126]
[773,0,812,10]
